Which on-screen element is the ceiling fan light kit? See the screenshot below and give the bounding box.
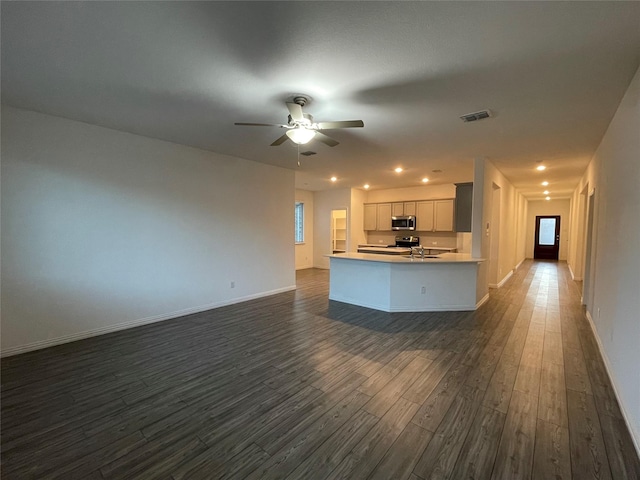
[235,94,364,147]
[286,128,316,145]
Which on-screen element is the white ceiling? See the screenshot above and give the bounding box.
[2,2,639,198]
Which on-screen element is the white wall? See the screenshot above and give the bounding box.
[473,158,524,295]
[567,182,589,280]
[1,107,296,355]
[515,193,528,267]
[525,199,571,260]
[349,188,368,250]
[295,189,314,270]
[569,67,640,450]
[456,232,472,254]
[365,184,456,202]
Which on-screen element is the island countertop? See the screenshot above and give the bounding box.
[327,252,484,264]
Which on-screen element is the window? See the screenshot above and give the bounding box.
[538,218,556,245]
[295,202,304,244]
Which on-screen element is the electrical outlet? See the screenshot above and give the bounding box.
[230,281,235,288]
[421,286,426,294]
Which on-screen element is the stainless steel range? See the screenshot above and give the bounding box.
[395,236,420,248]
[356,236,421,255]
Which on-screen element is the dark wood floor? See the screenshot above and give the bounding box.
[2,260,639,479]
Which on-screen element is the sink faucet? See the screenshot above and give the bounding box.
[410,246,425,259]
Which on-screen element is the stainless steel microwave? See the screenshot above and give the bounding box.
[391,216,416,230]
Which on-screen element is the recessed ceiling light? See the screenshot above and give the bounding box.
[395,167,403,173]
[545,196,551,201]
[363,184,370,189]
[421,178,429,183]
[536,165,546,171]
[330,176,337,182]
[541,181,549,186]
[543,190,549,195]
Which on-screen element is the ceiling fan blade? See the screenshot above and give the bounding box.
[315,132,339,147]
[270,133,289,146]
[286,103,304,122]
[234,122,286,127]
[317,120,364,129]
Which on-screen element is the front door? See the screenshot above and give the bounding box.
[534,215,560,260]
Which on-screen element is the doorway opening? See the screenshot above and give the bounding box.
[534,215,560,260]
[331,209,347,254]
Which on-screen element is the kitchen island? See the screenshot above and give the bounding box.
[327,252,485,312]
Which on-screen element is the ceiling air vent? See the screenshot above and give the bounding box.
[460,110,492,123]
[300,151,317,156]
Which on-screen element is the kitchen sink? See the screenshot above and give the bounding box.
[402,255,441,259]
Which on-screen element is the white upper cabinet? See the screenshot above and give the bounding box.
[416,201,434,231]
[403,202,416,216]
[364,199,452,232]
[415,199,454,232]
[434,199,454,232]
[364,204,377,231]
[377,203,392,231]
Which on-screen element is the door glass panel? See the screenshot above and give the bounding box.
[538,218,556,245]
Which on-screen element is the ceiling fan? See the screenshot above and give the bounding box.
[234,96,364,147]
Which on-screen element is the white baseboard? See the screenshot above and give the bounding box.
[515,258,525,270]
[498,270,513,288]
[488,270,513,289]
[584,309,640,458]
[568,264,583,281]
[0,285,297,358]
[388,304,477,312]
[476,293,490,309]
[328,296,478,312]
